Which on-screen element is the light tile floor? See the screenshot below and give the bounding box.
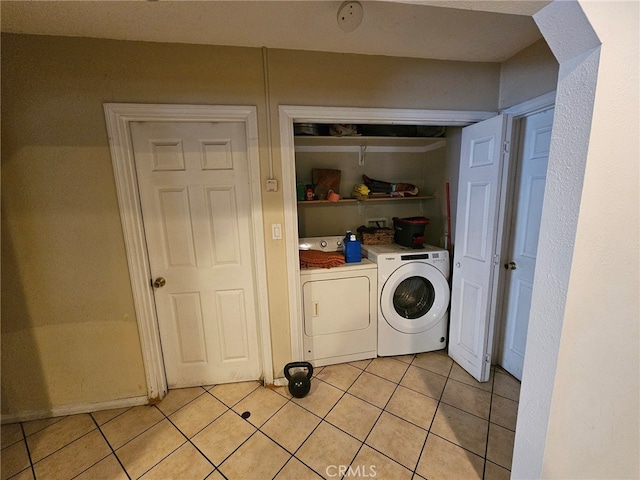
[1,351,521,480]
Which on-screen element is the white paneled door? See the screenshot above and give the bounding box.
[499,108,554,380]
[449,115,510,382]
[130,121,262,388]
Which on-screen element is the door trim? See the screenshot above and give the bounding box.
[492,92,556,363]
[279,105,496,362]
[501,91,556,117]
[103,103,273,401]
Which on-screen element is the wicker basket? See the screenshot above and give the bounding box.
[360,228,395,245]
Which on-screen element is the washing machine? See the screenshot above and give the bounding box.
[299,236,377,367]
[363,243,450,356]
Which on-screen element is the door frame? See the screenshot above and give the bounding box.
[492,92,557,362]
[104,103,273,401]
[279,105,495,363]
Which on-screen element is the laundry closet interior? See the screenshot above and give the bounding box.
[286,101,552,384]
[293,119,464,369]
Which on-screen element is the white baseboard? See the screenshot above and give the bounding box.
[1,395,149,425]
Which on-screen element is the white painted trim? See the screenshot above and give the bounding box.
[501,91,556,117]
[1,396,148,424]
[280,105,496,125]
[245,109,275,386]
[295,143,446,154]
[103,103,273,397]
[492,95,556,365]
[104,104,167,402]
[279,105,496,362]
[279,108,303,361]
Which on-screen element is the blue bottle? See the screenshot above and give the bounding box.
[343,231,362,263]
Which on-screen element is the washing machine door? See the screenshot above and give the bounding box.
[380,262,450,334]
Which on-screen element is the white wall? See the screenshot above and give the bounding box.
[513,1,640,478]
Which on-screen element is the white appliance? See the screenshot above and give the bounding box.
[299,236,377,366]
[363,243,450,356]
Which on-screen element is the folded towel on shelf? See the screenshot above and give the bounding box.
[299,249,345,269]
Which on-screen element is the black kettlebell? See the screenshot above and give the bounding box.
[284,362,314,398]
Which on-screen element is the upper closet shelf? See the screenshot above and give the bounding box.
[294,136,446,153]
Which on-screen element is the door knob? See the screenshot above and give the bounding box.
[153,277,166,288]
[504,262,517,270]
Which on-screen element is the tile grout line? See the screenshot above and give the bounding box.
[482,369,498,479]
[101,406,165,451]
[21,416,66,438]
[267,361,375,479]
[158,386,209,419]
[12,357,518,480]
[284,356,510,475]
[411,357,455,479]
[209,385,304,478]
[162,382,294,479]
[174,387,304,480]
[94,404,180,479]
[157,387,257,479]
[420,353,519,470]
[283,368,363,479]
[214,428,270,477]
[166,388,229,441]
[19,422,37,480]
[91,405,134,430]
[23,422,106,476]
[322,364,381,480]
[139,413,212,480]
[81,414,132,480]
[343,355,434,478]
[145,392,225,479]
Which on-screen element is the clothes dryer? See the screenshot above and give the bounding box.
[363,244,450,356]
[299,236,377,366]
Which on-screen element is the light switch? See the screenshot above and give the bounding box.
[271,223,282,240]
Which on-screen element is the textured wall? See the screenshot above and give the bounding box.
[512,1,640,478]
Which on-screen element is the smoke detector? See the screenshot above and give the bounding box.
[337,1,363,33]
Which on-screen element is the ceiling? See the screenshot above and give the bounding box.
[0,0,551,63]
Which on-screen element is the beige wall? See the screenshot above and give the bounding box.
[1,33,501,416]
[499,38,558,110]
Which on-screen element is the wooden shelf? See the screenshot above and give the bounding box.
[297,195,435,205]
[294,136,446,153]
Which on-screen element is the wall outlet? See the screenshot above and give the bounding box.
[367,218,388,228]
[271,223,282,240]
[266,179,278,192]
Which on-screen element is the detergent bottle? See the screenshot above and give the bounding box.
[343,231,362,263]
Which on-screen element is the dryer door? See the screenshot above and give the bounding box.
[380,262,450,334]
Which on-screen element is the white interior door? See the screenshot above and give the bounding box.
[499,108,554,380]
[130,121,262,388]
[449,115,510,382]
